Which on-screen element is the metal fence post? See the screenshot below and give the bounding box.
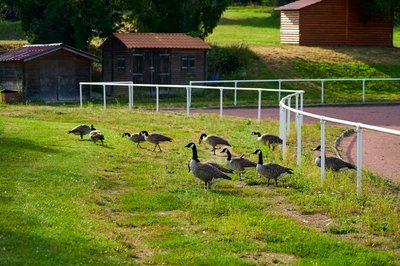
[79,83,83,107]
[156,86,159,112]
[281,104,287,159]
[220,88,223,119]
[362,79,366,103]
[287,97,291,137]
[296,112,302,166]
[278,80,282,101]
[321,80,325,104]
[234,81,238,107]
[258,90,262,123]
[357,125,363,196]
[186,87,190,116]
[103,85,106,111]
[320,119,326,183]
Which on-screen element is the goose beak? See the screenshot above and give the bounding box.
[198,139,202,144]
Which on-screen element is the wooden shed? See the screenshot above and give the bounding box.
[276,0,393,46]
[0,43,99,102]
[101,33,211,96]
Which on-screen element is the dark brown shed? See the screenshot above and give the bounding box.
[101,33,211,96]
[276,0,393,46]
[0,43,99,102]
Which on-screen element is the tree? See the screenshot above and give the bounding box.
[111,0,232,38]
[4,0,113,50]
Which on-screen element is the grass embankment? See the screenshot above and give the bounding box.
[205,6,400,104]
[0,105,399,265]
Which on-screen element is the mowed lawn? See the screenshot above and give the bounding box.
[0,105,399,265]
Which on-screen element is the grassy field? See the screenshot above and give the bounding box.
[1,104,399,265]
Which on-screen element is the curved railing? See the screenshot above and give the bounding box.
[79,81,400,196]
[279,91,400,196]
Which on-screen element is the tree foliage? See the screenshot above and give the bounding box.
[110,0,232,38]
[4,0,113,50]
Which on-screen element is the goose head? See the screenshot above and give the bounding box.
[185,142,196,149]
[252,149,263,155]
[122,132,131,138]
[140,130,149,136]
[312,145,322,151]
[220,147,229,154]
[199,133,207,144]
[91,124,96,130]
[252,131,261,137]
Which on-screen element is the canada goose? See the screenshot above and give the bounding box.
[252,149,293,186]
[185,142,232,189]
[199,133,231,155]
[220,148,256,179]
[252,131,282,150]
[140,130,173,152]
[313,145,356,171]
[90,130,104,145]
[68,124,95,139]
[122,132,145,148]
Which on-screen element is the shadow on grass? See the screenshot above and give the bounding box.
[0,137,59,154]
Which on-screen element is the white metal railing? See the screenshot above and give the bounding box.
[190,78,400,105]
[79,82,299,122]
[79,81,400,196]
[279,91,400,196]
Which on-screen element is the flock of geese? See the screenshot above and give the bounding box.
[68,124,356,189]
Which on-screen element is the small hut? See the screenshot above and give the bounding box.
[276,0,393,46]
[101,33,211,96]
[0,43,99,101]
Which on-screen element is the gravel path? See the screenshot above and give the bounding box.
[189,105,400,181]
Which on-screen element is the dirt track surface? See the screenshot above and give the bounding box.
[189,105,400,181]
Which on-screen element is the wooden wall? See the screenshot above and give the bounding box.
[25,50,92,101]
[102,37,208,97]
[279,0,393,46]
[0,62,23,91]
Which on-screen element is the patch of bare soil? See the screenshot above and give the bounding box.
[252,46,400,65]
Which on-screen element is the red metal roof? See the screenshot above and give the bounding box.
[0,43,99,62]
[275,0,323,10]
[110,33,211,49]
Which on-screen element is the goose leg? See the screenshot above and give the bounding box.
[80,134,83,140]
[153,145,157,152]
[158,144,162,152]
[275,178,278,187]
[267,178,270,186]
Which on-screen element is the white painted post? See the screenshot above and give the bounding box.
[156,86,159,112]
[281,105,287,159]
[234,81,238,107]
[295,94,299,129]
[128,85,132,110]
[357,125,363,196]
[320,119,326,183]
[300,93,304,125]
[296,113,302,166]
[321,80,325,104]
[186,87,190,116]
[362,79,366,103]
[278,80,282,101]
[287,97,291,137]
[257,90,262,123]
[129,85,134,110]
[103,85,106,111]
[79,83,83,107]
[279,105,284,139]
[220,88,223,119]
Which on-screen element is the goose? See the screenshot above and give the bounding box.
[122,132,145,148]
[68,124,95,139]
[252,131,282,150]
[140,130,173,152]
[252,149,293,186]
[90,129,104,145]
[199,133,231,155]
[313,145,356,171]
[220,148,256,179]
[185,142,232,189]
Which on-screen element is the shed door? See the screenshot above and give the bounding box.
[132,50,170,84]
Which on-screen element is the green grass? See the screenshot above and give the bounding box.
[206,6,281,46]
[0,104,399,265]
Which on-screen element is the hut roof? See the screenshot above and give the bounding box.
[0,43,99,62]
[106,33,211,49]
[275,0,323,10]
